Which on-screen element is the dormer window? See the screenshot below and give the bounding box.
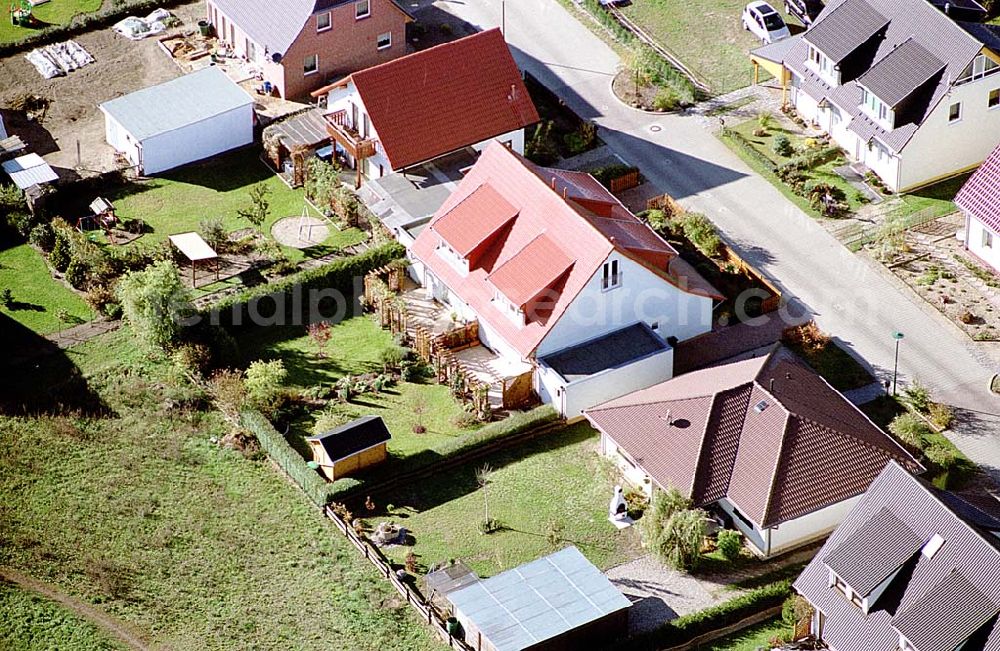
[493,290,524,325]
[436,239,469,276]
[830,571,864,609]
[807,45,838,85]
[861,88,893,129]
[602,260,621,291]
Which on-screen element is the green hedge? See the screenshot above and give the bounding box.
[203,242,405,328]
[0,0,188,57]
[723,130,778,173]
[241,409,336,508]
[616,579,793,650]
[328,404,559,502]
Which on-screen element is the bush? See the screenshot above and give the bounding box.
[924,442,957,469]
[652,88,679,112]
[589,164,641,189]
[888,413,930,450]
[717,529,742,561]
[928,402,955,430]
[50,233,71,272]
[64,258,89,289]
[782,594,814,628]
[901,382,932,413]
[117,261,192,351]
[679,212,722,258]
[772,135,793,157]
[199,219,229,253]
[724,130,778,173]
[241,410,336,507]
[202,242,405,328]
[245,360,288,417]
[28,223,55,252]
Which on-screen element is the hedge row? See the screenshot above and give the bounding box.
[723,130,779,174]
[328,404,559,502]
[0,0,189,57]
[202,242,406,328]
[617,579,793,650]
[241,409,336,508]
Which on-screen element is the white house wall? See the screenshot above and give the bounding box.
[102,111,141,169]
[535,253,713,358]
[897,76,1000,191]
[138,104,254,175]
[601,433,655,494]
[965,214,1000,273]
[540,343,674,418]
[766,494,862,557]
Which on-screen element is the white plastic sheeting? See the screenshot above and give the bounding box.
[113,9,172,40]
[24,40,94,79]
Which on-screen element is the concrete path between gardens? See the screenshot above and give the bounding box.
[430,0,1000,477]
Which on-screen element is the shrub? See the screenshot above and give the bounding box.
[171,343,212,377]
[379,344,409,371]
[64,258,89,289]
[589,164,641,189]
[241,410,335,507]
[199,219,229,252]
[679,212,722,258]
[782,594,814,628]
[901,382,932,413]
[50,233,71,272]
[925,442,957,469]
[245,359,288,417]
[717,529,742,561]
[889,413,930,450]
[772,134,793,157]
[117,261,191,351]
[652,88,679,112]
[928,402,955,430]
[28,223,55,252]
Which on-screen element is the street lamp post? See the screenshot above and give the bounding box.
[891,331,904,395]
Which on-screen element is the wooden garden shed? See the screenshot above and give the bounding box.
[306,415,391,481]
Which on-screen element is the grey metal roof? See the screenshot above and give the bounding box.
[794,462,1000,651]
[891,570,999,651]
[2,153,57,189]
[856,38,945,108]
[99,67,253,142]
[823,506,923,596]
[539,322,669,382]
[211,0,331,57]
[447,546,629,651]
[803,0,889,63]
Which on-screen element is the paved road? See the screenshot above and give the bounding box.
[434,0,1000,474]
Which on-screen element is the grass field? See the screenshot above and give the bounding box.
[236,317,479,460]
[618,0,797,93]
[370,422,642,578]
[108,150,366,263]
[1,331,440,650]
[0,0,101,45]
[0,242,93,334]
[0,582,124,651]
[698,617,790,650]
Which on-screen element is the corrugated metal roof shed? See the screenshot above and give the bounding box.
[447,546,629,651]
[2,153,58,189]
[99,67,253,142]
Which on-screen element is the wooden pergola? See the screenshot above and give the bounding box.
[168,232,219,288]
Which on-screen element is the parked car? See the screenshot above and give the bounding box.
[784,0,825,24]
[742,1,791,43]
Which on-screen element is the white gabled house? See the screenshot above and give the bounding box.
[409,141,722,418]
[956,139,1000,273]
[310,28,539,187]
[751,0,1000,193]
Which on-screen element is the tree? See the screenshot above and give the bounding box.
[476,464,499,533]
[237,183,272,231]
[307,321,332,358]
[305,157,341,212]
[641,487,691,547]
[641,488,707,571]
[411,394,427,434]
[116,261,191,351]
[245,359,288,417]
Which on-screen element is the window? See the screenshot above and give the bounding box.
[991,88,1000,109]
[832,574,864,609]
[355,0,370,19]
[377,31,391,49]
[602,259,621,290]
[984,229,994,249]
[958,54,1000,85]
[316,11,331,31]
[949,101,962,123]
[303,54,318,76]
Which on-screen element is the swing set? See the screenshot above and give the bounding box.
[9,0,33,27]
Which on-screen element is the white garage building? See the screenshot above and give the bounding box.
[99,67,254,175]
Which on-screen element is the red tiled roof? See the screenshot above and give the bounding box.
[585,346,924,527]
[432,184,518,257]
[411,142,722,359]
[956,141,1000,234]
[487,233,574,308]
[318,29,540,170]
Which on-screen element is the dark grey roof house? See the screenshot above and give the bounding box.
[794,461,1000,651]
[751,0,1000,193]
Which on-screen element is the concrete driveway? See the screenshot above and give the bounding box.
[428,0,1000,475]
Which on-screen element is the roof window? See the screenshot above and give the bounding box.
[921,533,945,559]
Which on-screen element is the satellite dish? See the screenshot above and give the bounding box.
[271,52,282,63]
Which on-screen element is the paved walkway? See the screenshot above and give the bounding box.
[432,0,1000,475]
[44,319,119,350]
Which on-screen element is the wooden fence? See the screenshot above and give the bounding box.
[609,169,641,194]
[325,506,475,650]
[647,193,685,218]
[716,243,784,314]
[502,371,535,410]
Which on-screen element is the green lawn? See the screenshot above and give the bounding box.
[894,172,968,218]
[0,242,93,334]
[1,331,440,651]
[236,317,479,460]
[698,617,791,650]
[107,150,366,263]
[0,0,101,44]
[0,582,124,651]
[369,422,642,578]
[618,0,798,93]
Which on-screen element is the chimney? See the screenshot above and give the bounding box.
[551,176,557,189]
[769,378,775,393]
[563,187,568,200]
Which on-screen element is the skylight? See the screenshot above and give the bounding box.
[921,534,945,559]
[754,400,769,413]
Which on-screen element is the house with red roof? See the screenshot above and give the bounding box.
[311,29,539,187]
[956,140,1000,274]
[206,0,411,100]
[584,345,922,558]
[410,141,723,418]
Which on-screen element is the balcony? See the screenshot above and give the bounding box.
[324,109,377,160]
